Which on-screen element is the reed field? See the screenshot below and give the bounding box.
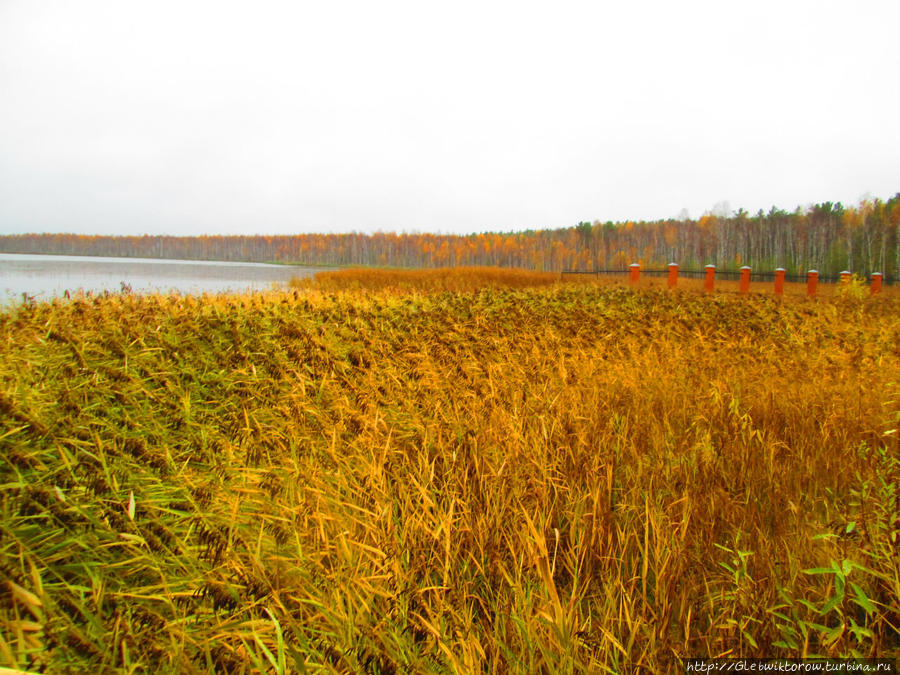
[1,268,899,673]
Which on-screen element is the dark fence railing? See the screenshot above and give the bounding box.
[562,269,891,284]
[561,265,890,297]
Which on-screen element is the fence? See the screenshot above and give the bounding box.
[562,264,886,297]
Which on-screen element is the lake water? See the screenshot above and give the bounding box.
[0,253,325,304]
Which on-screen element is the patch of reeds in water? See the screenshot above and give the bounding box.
[1,276,898,671]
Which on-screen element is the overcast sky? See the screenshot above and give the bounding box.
[1,1,898,236]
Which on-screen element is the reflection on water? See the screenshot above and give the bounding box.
[0,253,324,303]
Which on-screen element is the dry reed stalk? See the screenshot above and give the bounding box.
[1,274,898,672]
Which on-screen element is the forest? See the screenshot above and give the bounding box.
[2,194,898,281]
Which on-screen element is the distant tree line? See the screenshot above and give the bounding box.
[2,194,898,280]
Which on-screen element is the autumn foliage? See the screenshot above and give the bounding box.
[2,193,899,280]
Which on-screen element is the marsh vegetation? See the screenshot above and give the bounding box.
[1,268,898,672]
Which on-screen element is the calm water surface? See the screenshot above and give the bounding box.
[0,253,325,303]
